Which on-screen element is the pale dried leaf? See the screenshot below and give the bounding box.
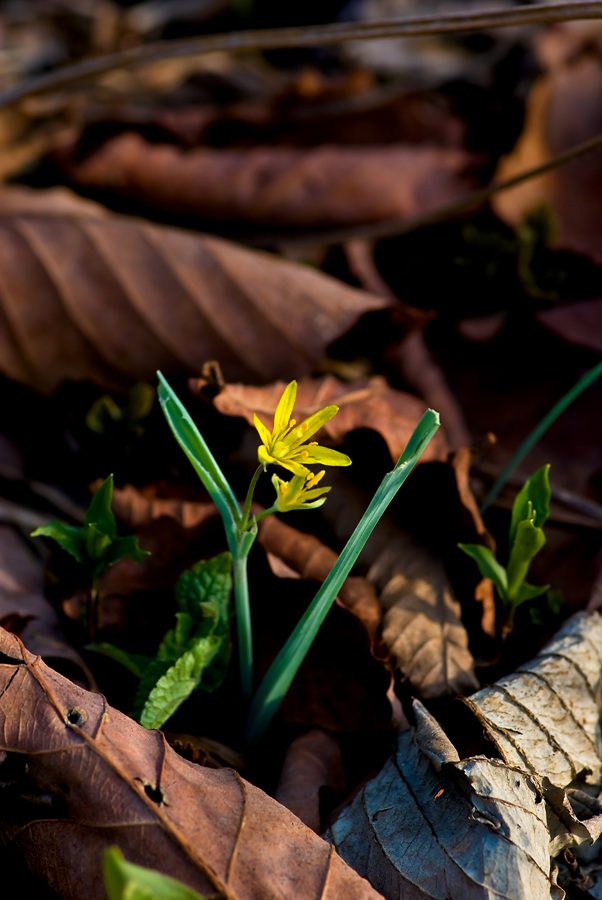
[536,298,602,354]
[0,212,386,394]
[0,627,382,900]
[368,535,478,697]
[466,611,602,789]
[64,133,481,229]
[326,701,558,900]
[275,729,345,833]
[201,375,449,465]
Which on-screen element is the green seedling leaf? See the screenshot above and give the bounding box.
[103,847,206,900]
[507,517,546,602]
[135,552,232,730]
[509,464,550,548]
[31,521,86,564]
[457,543,508,599]
[86,474,117,542]
[514,581,550,608]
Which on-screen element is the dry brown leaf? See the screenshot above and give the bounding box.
[536,297,602,353]
[275,729,345,833]
[0,209,386,394]
[63,132,481,229]
[368,533,479,698]
[0,524,93,686]
[109,482,219,531]
[197,374,449,465]
[257,514,383,650]
[494,33,602,263]
[0,626,382,900]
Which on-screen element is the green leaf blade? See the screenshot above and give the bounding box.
[103,847,206,900]
[509,464,551,547]
[31,521,86,565]
[85,474,117,540]
[458,544,508,599]
[507,519,546,601]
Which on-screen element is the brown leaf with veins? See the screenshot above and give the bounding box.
[0,205,386,394]
[0,627,382,900]
[368,533,479,698]
[195,374,449,465]
[63,132,481,229]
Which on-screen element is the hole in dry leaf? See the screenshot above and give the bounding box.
[143,782,164,804]
[65,707,87,727]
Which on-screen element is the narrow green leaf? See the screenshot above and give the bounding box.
[85,474,117,540]
[157,373,241,546]
[507,519,546,601]
[31,521,86,565]
[103,847,206,900]
[246,408,440,747]
[509,464,551,547]
[458,544,508,599]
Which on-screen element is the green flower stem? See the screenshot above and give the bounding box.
[233,552,253,702]
[241,465,264,532]
[246,409,440,747]
[481,358,602,513]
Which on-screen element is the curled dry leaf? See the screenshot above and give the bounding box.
[326,701,559,900]
[493,31,602,263]
[0,626,382,900]
[465,611,602,790]
[0,209,386,394]
[63,132,482,230]
[197,374,449,465]
[368,534,479,698]
[0,524,93,686]
[275,729,345,834]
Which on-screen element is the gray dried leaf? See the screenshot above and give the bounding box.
[325,701,559,900]
[368,535,478,698]
[466,612,602,789]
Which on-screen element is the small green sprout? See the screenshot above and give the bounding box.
[32,474,149,637]
[158,372,440,745]
[103,846,205,900]
[460,465,551,634]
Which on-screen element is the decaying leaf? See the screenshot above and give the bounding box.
[326,701,559,900]
[275,729,345,834]
[493,31,602,263]
[0,210,387,394]
[0,523,93,686]
[466,610,602,790]
[536,297,602,354]
[63,132,481,230]
[367,534,479,698]
[198,375,450,466]
[0,626,382,900]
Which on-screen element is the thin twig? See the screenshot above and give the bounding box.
[254,130,602,249]
[1,2,602,109]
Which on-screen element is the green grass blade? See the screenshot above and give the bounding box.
[157,372,241,537]
[246,409,440,746]
[481,359,602,513]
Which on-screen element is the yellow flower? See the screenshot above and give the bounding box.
[253,380,351,476]
[272,470,331,512]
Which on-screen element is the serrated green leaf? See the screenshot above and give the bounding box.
[103,847,205,900]
[85,474,117,540]
[134,553,232,728]
[509,464,550,547]
[87,643,152,679]
[31,521,86,564]
[507,518,546,602]
[458,543,508,598]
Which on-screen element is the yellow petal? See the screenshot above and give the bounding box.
[284,405,339,449]
[301,446,351,467]
[253,413,273,448]
[273,381,297,435]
